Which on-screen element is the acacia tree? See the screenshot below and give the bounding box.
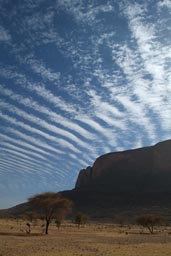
[28,192,72,234]
[136,215,162,234]
[74,212,88,228]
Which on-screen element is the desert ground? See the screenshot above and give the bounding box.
[1,219,171,256]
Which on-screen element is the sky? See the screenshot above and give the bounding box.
[0,0,171,209]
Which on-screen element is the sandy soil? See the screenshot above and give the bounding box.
[0,219,171,256]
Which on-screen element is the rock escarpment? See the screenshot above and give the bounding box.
[75,140,171,193]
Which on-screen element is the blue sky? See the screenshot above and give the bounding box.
[0,0,171,209]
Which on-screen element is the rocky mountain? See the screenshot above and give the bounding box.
[75,139,171,193]
[1,140,171,220]
[61,139,171,218]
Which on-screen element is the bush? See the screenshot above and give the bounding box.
[136,215,163,234]
[74,212,88,228]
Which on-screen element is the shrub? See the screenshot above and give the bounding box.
[136,215,163,234]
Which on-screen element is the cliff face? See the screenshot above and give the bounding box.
[75,140,171,193]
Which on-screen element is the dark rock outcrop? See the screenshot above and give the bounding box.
[64,139,171,218]
[75,140,171,194]
[75,166,93,188]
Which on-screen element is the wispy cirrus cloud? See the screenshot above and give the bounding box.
[57,0,114,24]
[158,0,171,8]
[107,1,171,141]
[0,133,52,158]
[0,25,11,42]
[25,56,61,83]
[0,83,93,140]
[0,87,96,152]
[6,128,63,155]
[0,111,81,154]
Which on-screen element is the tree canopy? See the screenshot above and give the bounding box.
[136,215,162,234]
[74,212,88,228]
[28,192,72,234]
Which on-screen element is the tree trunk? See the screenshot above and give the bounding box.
[45,220,50,234]
[148,224,154,234]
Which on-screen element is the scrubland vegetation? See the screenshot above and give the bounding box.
[1,217,171,256]
[1,192,171,255]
